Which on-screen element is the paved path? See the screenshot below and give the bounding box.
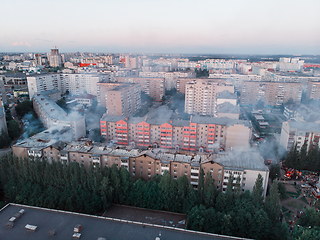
[280,182,313,227]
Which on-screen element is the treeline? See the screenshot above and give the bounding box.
[0,155,287,240]
[284,142,320,172]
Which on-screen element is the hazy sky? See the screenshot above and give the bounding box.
[1,0,320,54]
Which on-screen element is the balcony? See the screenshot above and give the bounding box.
[190,181,198,185]
[191,169,199,174]
[161,166,170,171]
[191,175,199,180]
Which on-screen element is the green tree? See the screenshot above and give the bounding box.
[15,100,33,118]
[269,163,281,180]
[203,172,217,207]
[7,120,21,139]
[250,209,271,240]
[251,174,264,208]
[0,129,11,148]
[264,179,282,238]
[198,168,205,204]
[291,226,320,240]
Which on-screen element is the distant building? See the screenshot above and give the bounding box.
[34,53,42,66]
[306,80,320,101]
[0,99,7,134]
[116,77,165,101]
[27,73,102,99]
[0,77,7,104]
[184,80,234,116]
[240,81,303,107]
[49,48,62,67]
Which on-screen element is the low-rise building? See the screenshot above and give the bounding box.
[12,133,268,195]
[32,93,85,140]
[75,93,97,107]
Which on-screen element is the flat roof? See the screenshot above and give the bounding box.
[33,94,67,121]
[213,151,269,172]
[0,204,243,240]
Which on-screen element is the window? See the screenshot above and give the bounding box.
[81,155,84,158]
[174,176,177,179]
[174,164,177,168]
[243,177,246,181]
[185,165,188,169]
[185,171,187,175]
[148,162,151,165]
[210,168,213,172]
[174,170,177,173]
[218,169,222,173]
[244,171,246,174]
[140,167,143,170]
[115,158,118,161]
[140,161,142,164]
[105,163,108,167]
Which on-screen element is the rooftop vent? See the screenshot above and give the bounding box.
[25,224,37,231]
[74,224,82,233]
[49,229,56,236]
[72,233,81,239]
[6,222,14,228]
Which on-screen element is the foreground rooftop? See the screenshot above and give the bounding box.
[0,204,245,240]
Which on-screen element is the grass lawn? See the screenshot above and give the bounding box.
[287,191,301,198]
[284,211,294,221]
[282,206,289,213]
[301,197,309,205]
[287,200,303,210]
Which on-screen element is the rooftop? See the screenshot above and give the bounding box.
[216,102,240,114]
[41,89,59,96]
[33,94,67,121]
[13,128,72,149]
[191,116,251,128]
[213,151,269,172]
[75,94,97,100]
[287,121,320,132]
[216,90,236,99]
[0,204,239,240]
